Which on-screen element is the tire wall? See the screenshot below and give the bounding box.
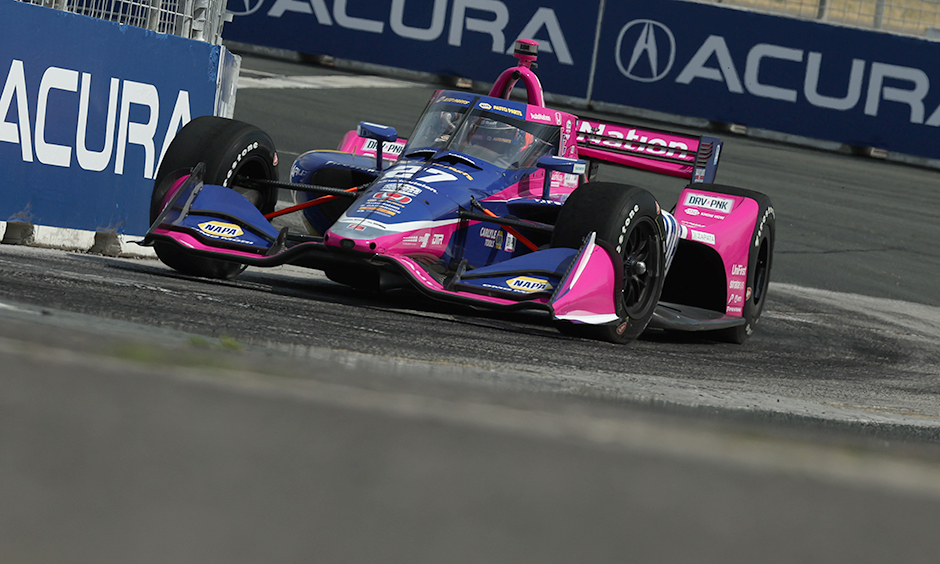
[0,0,239,242]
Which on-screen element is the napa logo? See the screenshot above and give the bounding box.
[198,220,243,238]
[506,276,552,293]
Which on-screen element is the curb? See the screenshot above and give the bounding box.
[0,221,157,259]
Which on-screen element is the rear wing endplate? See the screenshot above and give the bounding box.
[576,119,722,184]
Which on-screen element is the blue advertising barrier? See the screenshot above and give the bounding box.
[1,0,229,237]
[223,0,601,99]
[591,0,940,160]
[226,0,940,162]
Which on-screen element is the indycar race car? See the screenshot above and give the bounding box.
[142,39,774,344]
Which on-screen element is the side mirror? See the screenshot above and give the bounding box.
[536,155,586,199]
[358,121,398,171]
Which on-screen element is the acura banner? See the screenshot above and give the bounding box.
[1,0,227,235]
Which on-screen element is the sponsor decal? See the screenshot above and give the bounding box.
[439,96,472,106]
[729,280,745,290]
[727,306,743,314]
[358,205,399,216]
[731,264,747,277]
[478,102,492,110]
[358,188,416,216]
[746,287,753,300]
[198,220,243,238]
[392,185,422,196]
[373,191,412,204]
[683,192,734,213]
[616,321,627,335]
[339,218,388,230]
[530,112,552,122]
[684,207,700,216]
[403,232,446,248]
[506,276,552,293]
[480,227,503,249]
[690,230,715,245]
[363,138,405,155]
[576,121,690,160]
[488,104,523,117]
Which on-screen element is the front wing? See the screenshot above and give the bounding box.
[141,174,626,326]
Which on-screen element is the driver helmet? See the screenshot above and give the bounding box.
[468,118,519,155]
[432,110,459,143]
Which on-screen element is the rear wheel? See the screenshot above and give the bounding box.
[150,116,279,279]
[551,182,666,343]
[703,184,775,343]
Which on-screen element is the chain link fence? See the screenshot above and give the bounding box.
[689,0,940,38]
[18,0,229,44]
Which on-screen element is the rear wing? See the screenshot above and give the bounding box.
[337,129,408,163]
[575,119,722,184]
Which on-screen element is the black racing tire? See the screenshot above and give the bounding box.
[150,116,279,280]
[700,184,775,344]
[551,182,666,343]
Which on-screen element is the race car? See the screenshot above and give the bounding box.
[142,39,774,344]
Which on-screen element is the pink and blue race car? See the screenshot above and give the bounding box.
[143,39,774,344]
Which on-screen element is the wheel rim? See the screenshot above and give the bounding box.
[229,155,271,208]
[621,218,660,316]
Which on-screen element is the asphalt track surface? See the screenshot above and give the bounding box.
[2,53,940,563]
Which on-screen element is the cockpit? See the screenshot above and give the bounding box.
[405,95,561,170]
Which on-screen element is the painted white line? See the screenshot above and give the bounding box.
[771,282,940,338]
[0,301,40,314]
[238,74,421,90]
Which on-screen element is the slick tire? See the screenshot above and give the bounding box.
[551,182,666,344]
[150,116,279,280]
[698,184,775,344]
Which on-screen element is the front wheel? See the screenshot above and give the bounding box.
[150,116,279,279]
[551,182,666,343]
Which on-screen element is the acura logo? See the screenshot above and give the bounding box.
[615,20,676,83]
[227,0,265,16]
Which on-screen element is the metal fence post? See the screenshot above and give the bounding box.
[874,0,886,28]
